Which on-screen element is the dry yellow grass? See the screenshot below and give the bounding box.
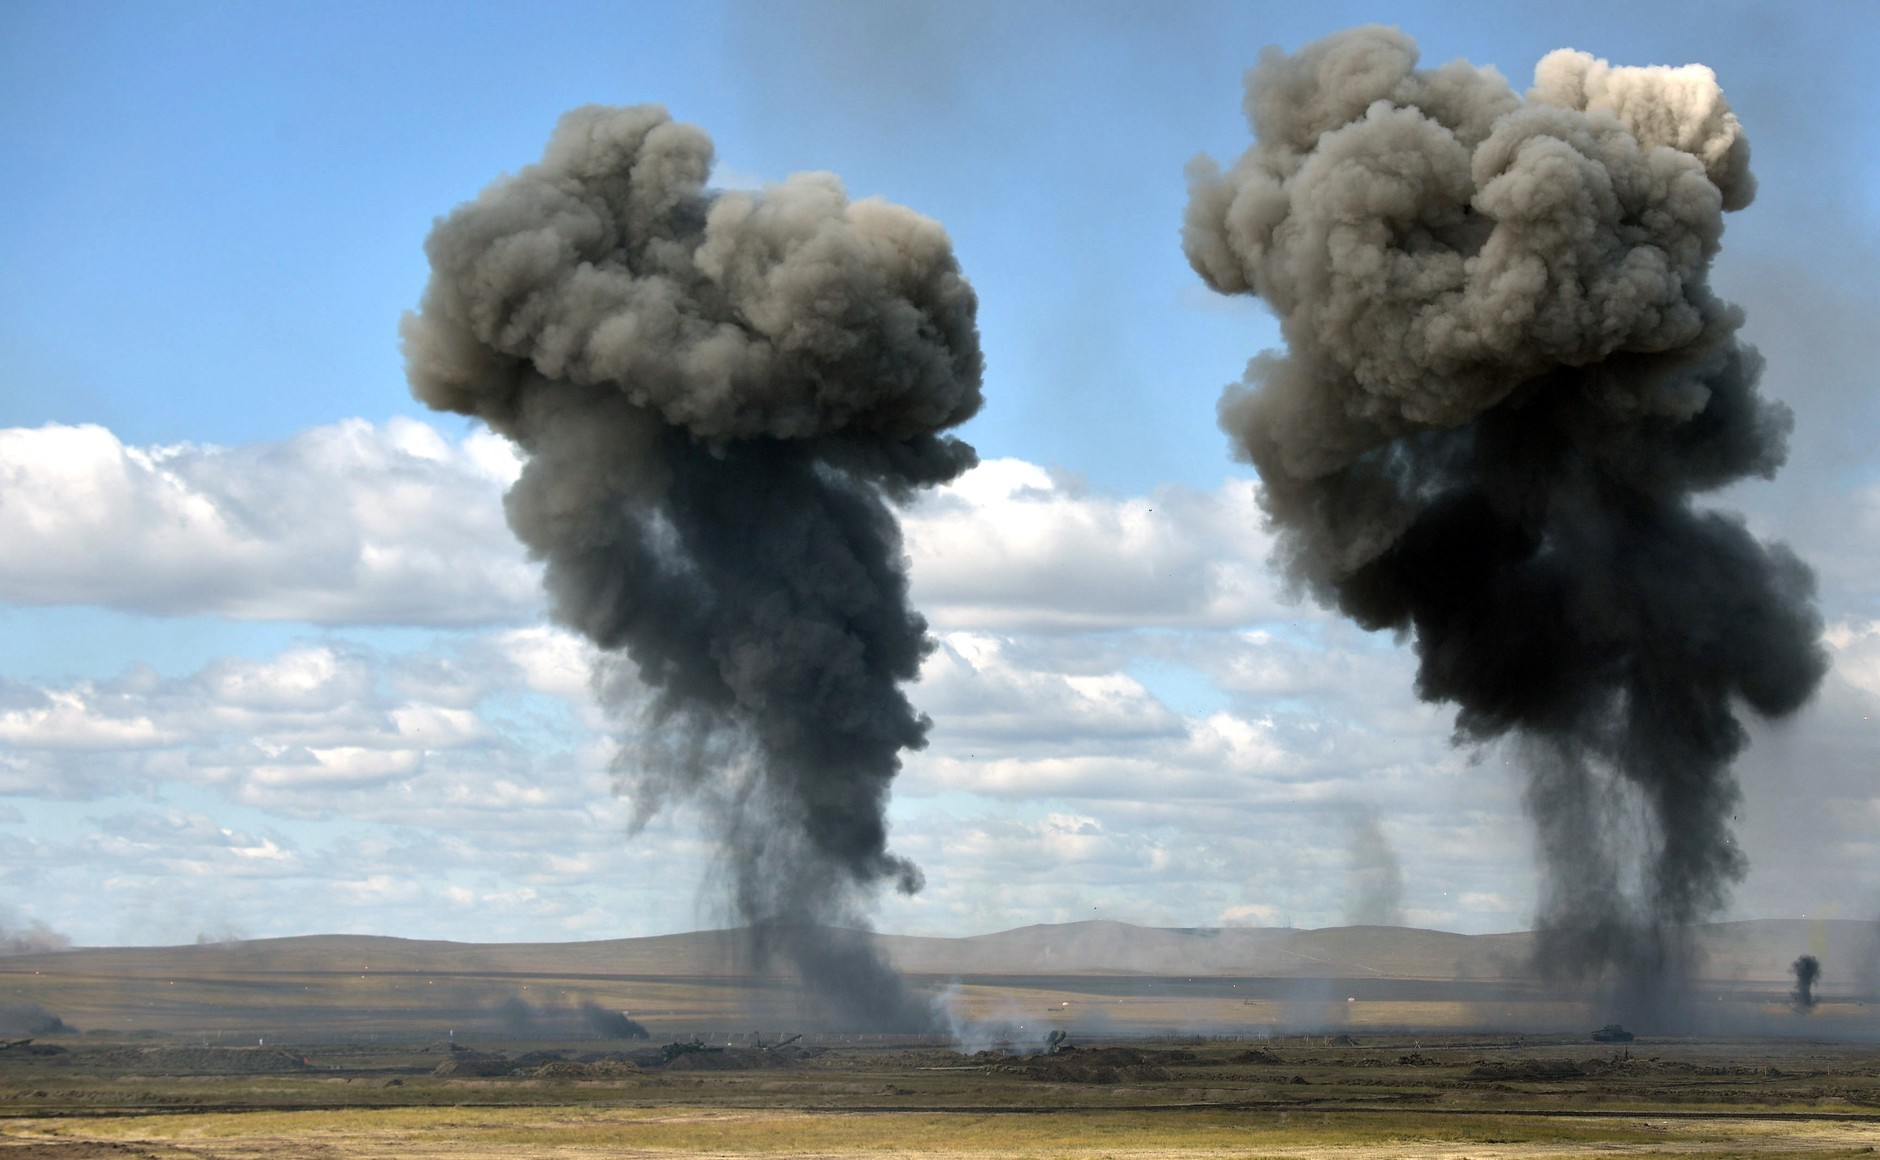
[9,1105,1880,1159]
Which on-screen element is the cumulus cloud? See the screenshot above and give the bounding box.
[0,418,1871,944]
[0,628,729,944]
[3,611,1877,944]
[905,459,1289,632]
[919,633,1185,745]
[0,421,1308,638]
[0,418,537,625]
[1825,619,1880,700]
[0,613,1533,941]
[0,631,605,815]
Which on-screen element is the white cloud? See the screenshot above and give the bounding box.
[905,459,1291,632]
[3,603,1874,946]
[1824,617,1880,699]
[0,688,175,749]
[0,638,597,816]
[0,419,537,626]
[0,422,1873,946]
[0,426,1310,638]
[918,633,1183,745]
[0,614,1532,942]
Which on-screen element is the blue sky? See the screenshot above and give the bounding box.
[0,1,1876,948]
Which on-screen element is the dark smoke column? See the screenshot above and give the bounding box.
[403,105,981,1030]
[1184,28,1824,1014]
[1791,954,1821,1012]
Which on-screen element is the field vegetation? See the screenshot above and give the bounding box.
[3,1033,1878,1157]
[4,922,1875,1154]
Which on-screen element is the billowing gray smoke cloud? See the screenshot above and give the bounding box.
[1185,27,1824,1016]
[403,105,981,1030]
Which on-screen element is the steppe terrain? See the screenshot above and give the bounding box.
[3,919,1874,1041]
[1,920,1875,1156]
[3,1034,1879,1157]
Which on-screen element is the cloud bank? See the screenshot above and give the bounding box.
[0,416,1872,945]
[0,418,535,625]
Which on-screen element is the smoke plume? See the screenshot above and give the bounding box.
[0,1003,70,1036]
[1791,953,1822,1012]
[496,996,650,1039]
[0,916,71,957]
[1185,27,1824,1006]
[1342,805,1405,927]
[578,1001,650,1040]
[403,105,980,1030]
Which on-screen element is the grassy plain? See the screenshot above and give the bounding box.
[3,1034,1879,1158]
[3,923,1875,1155]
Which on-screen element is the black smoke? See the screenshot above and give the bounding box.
[496,996,650,1039]
[579,1001,649,1040]
[0,1003,71,1036]
[1184,27,1825,1020]
[1791,953,1821,1012]
[404,105,980,1031]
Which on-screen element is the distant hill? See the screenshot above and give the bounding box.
[886,919,1880,986]
[2,919,1871,1039]
[4,918,1871,984]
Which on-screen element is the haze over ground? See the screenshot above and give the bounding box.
[0,1,1875,952]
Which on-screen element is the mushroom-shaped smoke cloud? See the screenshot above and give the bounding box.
[1185,27,1824,1017]
[404,105,982,1030]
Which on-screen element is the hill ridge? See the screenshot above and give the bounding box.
[4,917,1869,984]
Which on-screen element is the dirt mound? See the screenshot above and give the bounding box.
[662,1047,797,1071]
[1233,1048,1284,1064]
[1467,1059,1589,1081]
[995,1047,1187,1085]
[80,1046,309,1074]
[433,1053,514,1077]
[1468,1055,1710,1083]
[1585,1056,1707,1077]
[1397,1052,1443,1067]
[535,1059,639,1079]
